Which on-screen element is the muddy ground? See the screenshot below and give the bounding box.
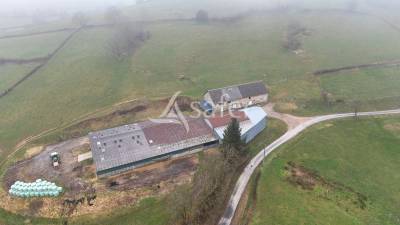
[4,137,91,195]
[285,161,368,210]
[3,137,199,217]
[104,156,198,191]
[2,96,200,217]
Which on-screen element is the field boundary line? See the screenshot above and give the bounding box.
[0,27,81,99]
[0,56,49,66]
[0,97,139,168]
[0,27,77,40]
[314,59,400,76]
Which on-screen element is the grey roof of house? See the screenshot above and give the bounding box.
[238,82,268,98]
[207,81,268,104]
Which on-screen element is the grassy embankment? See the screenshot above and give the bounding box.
[246,116,400,225]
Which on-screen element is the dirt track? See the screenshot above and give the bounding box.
[4,137,90,194]
[2,136,199,218]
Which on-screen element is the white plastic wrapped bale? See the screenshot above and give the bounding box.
[8,179,63,198]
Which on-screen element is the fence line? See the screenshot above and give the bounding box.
[0,28,81,99]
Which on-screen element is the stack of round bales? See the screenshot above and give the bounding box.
[9,179,63,198]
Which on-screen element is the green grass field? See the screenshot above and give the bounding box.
[302,11,400,69]
[70,198,171,225]
[0,15,309,152]
[0,31,72,59]
[0,0,400,225]
[0,63,40,93]
[248,117,400,225]
[321,67,400,101]
[2,9,400,155]
[2,1,400,224]
[0,198,168,225]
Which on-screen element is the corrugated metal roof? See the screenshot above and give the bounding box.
[241,106,267,124]
[141,118,214,146]
[207,81,267,104]
[212,106,267,140]
[207,111,248,128]
[89,117,216,173]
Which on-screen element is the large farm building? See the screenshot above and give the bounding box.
[89,106,268,177]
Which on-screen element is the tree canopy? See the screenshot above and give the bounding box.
[222,118,246,161]
[195,10,209,23]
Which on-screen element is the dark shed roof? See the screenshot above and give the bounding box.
[238,82,268,98]
[207,81,267,104]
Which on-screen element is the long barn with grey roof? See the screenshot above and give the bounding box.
[89,117,218,177]
[204,81,268,111]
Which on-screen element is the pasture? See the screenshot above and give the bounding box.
[0,30,72,59]
[1,3,400,224]
[248,117,400,225]
[0,63,40,93]
[2,8,400,155]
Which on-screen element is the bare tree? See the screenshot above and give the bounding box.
[168,185,192,225]
[72,12,89,27]
[283,22,308,51]
[352,100,361,119]
[195,10,209,23]
[105,6,122,25]
[106,22,150,61]
[321,90,333,107]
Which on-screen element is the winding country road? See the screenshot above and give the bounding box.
[218,107,400,225]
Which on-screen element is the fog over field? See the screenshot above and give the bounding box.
[0,0,400,12]
[0,0,135,13]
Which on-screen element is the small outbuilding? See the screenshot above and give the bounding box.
[205,106,267,143]
[203,81,268,111]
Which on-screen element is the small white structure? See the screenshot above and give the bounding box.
[205,106,267,143]
[78,152,93,162]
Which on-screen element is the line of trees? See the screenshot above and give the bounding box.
[195,10,209,23]
[106,23,151,61]
[169,119,248,225]
[283,22,309,52]
[102,7,151,61]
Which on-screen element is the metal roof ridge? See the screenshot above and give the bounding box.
[207,80,265,92]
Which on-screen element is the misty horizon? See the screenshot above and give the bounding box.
[0,0,136,15]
